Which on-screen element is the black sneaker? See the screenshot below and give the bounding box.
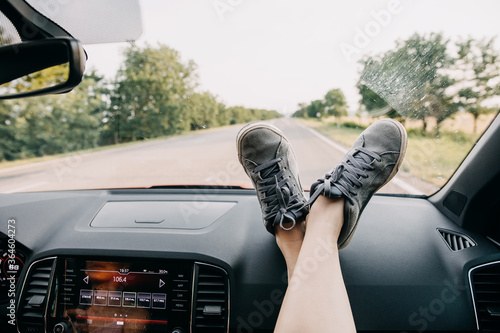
[308,118,408,249]
[237,122,309,234]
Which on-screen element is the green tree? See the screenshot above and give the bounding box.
[1,42,281,161]
[306,100,325,118]
[15,71,105,156]
[357,83,400,119]
[257,108,281,120]
[0,25,14,45]
[324,89,348,121]
[0,100,22,161]
[52,72,106,151]
[359,32,457,133]
[214,102,230,126]
[108,43,198,143]
[293,89,348,120]
[455,37,500,133]
[292,103,308,118]
[225,105,280,124]
[227,106,247,124]
[186,92,219,130]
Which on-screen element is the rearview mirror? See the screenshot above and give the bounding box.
[0,38,86,99]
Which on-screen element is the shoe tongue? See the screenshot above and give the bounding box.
[323,169,344,197]
[353,150,372,165]
[243,130,282,164]
[350,136,373,166]
[329,185,343,197]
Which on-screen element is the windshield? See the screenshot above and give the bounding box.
[0,0,499,195]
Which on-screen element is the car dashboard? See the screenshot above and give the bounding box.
[1,187,499,333]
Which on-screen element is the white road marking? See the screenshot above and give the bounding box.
[296,121,348,154]
[389,177,422,195]
[0,159,56,175]
[4,181,49,194]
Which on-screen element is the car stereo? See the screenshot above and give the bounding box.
[48,258,193,333]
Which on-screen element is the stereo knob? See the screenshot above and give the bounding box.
[171,328,184,333]
[53,321,72,333]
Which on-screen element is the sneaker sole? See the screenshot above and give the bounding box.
[375,118,408,191]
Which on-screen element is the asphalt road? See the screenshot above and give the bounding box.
[0,118,429,194]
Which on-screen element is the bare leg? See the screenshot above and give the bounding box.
[275,222,305,279]
[274,196,356,333]
[238,119,406,332]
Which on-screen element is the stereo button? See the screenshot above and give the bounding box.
[173,281,188,289]
[108,291,122,307]
[61,296,73,304]
[152,293,166,309]
[79,290,93,305]
[94,290,108,306]
[62,286,74,293]
[137,293,152,308]
[65,267,76,274]
[64,276,76,284]
[122,292,137,307]
[172,291,187,300]
[172,301,187,311]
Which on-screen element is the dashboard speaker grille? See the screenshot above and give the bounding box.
[17,257,56,333]
[470,261,500,332]
[438,228,476,251]
[193,262,229,333]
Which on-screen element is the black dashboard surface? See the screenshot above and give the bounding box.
[1,188,499,332]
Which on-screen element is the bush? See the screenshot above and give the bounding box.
[406,127,426,137]
[341,121,366,130]
[439,130,476,144]
[406,128,477,144]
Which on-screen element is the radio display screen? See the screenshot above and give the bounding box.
[52,258,193,332]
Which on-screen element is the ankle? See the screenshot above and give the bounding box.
[275,223,305,266]
[306,196,344,240]
[276,223,305,248]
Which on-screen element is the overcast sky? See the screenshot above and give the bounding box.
[84,0,500,114]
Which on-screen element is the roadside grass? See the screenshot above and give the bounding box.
[298,119,479,187]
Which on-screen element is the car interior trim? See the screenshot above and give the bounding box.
[468,260,500,332]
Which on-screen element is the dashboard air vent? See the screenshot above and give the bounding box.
[193,262,229,333]
[469,261,500,332]
[17,257,56,333]
[438,228,476,251]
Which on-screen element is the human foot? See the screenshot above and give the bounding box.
[275,223,305,278]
